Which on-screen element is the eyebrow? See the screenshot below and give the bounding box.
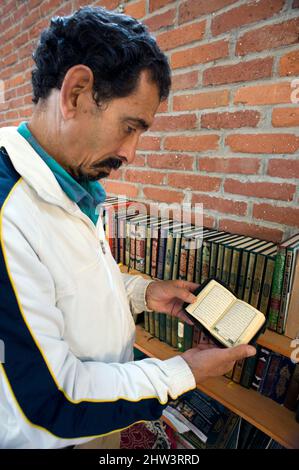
[122,116,151,131]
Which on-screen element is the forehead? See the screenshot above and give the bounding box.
[108,71,161,127]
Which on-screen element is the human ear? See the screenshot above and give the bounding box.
[59,65,94,120]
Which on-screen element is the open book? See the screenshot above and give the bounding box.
[185,280,265,348]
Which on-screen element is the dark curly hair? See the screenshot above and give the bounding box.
[31,6,171,106]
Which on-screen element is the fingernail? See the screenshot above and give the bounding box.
[189,294,197,303]
[246,346,256,357]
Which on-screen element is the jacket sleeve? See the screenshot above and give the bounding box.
[121,273,154,314]
[0,210,196,447]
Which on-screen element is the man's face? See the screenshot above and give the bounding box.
[61,70,160,182]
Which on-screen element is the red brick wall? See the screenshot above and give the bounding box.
[1,0,299,242]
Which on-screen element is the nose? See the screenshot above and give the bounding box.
[117,133,140,164]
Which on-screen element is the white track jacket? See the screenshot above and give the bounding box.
[0,127,195,448]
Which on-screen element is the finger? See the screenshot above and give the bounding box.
[173,280,200,292]
[195,344,217,351]
[171,286,197,304]
[226,344,256,361]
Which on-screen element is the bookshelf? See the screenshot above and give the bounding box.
[120,266,299,449]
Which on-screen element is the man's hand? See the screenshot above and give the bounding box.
[181,344,256,384]
[145,279,199,324]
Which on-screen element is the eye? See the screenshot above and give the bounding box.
[125,126,136,135]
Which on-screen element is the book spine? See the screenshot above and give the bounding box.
[172,235,182,280]
[232,359,245,384]
[194,243,203,284]
[159,313,166,342]
[135,224,146,273]
[129,222,137,270]
[250,254,266,308]
[269,356,295,404]
[276,248,293,334]
[119,218,126,265]
[239,354,259,389]
[221,246,233,286]
[144,311,149,332]
[243,252,256,303]
[209,241,218,279]
[125,220,131,267]
[237,251,249,299]
[216,244,225,280]
[267,249,286,331]
[201,240,211,283]
[179,236,188,281]
[184,324,194,351]
[148,311,155,336]
[284,363,299,411]
[228,249,241,294]
[251,347,271,391]
[164,232,174,280]
[154,312,160,339]
[258,257,275,315]
[177,320,185,352]
[156,227,168,280]
[171,317,178,348]
[259,353,281,397]
[187,241,196,282]
[151,227,159,278]
[145,225,152,276]
[192,325,201,348]
[166,314,172,345]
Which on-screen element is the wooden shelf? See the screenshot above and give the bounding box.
[257,329,295,359]
[134,325,299,449]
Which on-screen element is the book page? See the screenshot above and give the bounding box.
[186,283,235,328]
[212,302,258,346]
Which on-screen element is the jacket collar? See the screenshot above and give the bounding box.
[0,126,78,213]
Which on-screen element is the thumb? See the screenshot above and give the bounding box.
[226,344,256,361]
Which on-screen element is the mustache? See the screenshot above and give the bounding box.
[92,156,125,171]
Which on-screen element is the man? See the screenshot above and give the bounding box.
[0,6,255,449]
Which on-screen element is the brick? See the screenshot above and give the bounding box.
[203,58,273,86]
[138,136,161,151]
[171,71,198,91]
[234,82,292,105]
[226,133,299,154]
[224,179,296,202]
[211,0,284,36]
[131,154,146,167]
[201,110,260,129]
[125,169,165,185]
[22,7,41,30]
[168,173,221,192]
[165,135,219,152]
[147,153,194,170]
[3,53,18,67]
[157,20,205,51]
[192,194,247,216]
[149,0,174,12]
[293,0,299,7]
[18,107,33,119]
[171,40,229,69]
[151,114,197,132]
[156,100,168,113]
[236,18,299,56]
[267,159,299,179]
[253,203,299,228]
[272,108,299,127]
[107,168,124,180]
[199,157,261,174]
[143,187,184,203]
[279,50,299,77]
[143,8,176,32]
[94,0,119,8]
[125,0,146,19]
[179,0,236,24]
[102,181,139,198]
[14,31,29,49]
[174,90,229,111]
[219,219,283,243]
